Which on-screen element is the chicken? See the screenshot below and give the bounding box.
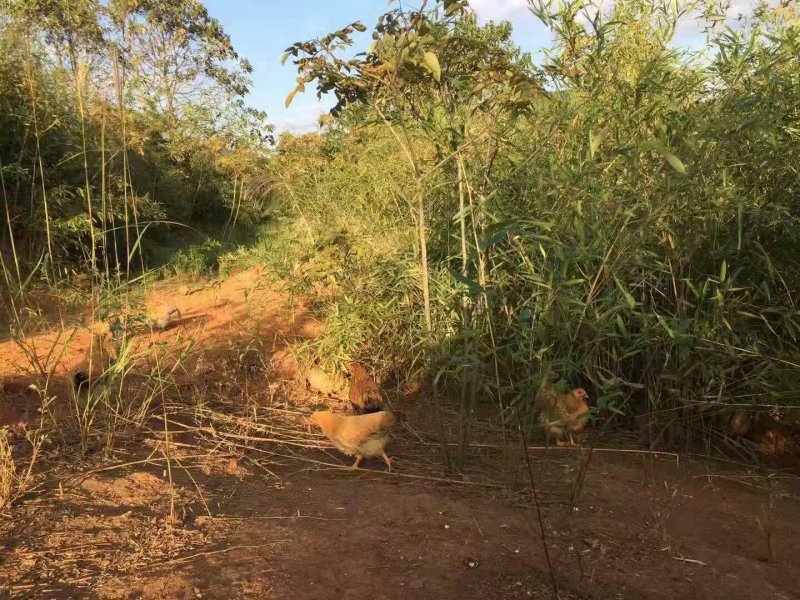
[72,370,92,395]
[151,305,181,330]
[757,429,786,455]
[309,410,395,471]
[348,362,383,414]
[727,410,787,455]
[535,385,590,446]
[72,369,110,398]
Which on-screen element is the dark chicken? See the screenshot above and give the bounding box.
[348,362,383,414]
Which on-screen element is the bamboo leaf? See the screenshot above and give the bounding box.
[656,314,675,338]
[640,140,687,174]
[422,51,441,82]
[664,152,686,175]
[285,89,298,108]
[614,276,637,308]
[616,314,628,337]
[449,269,483,297]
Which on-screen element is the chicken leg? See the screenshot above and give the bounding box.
[349,455,364,470]
[557,433,580,447]
[381,452,392,472]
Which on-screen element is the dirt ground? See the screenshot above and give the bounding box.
[1,270,799,599]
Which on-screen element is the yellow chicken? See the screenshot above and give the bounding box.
[151,305,181,330]
[535,385,591,446]
[309,410,395,471]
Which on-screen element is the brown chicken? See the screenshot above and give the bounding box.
[309,410,395,471]
[727,410,787,455]
[535,385,591,446]
[348,362,383,414]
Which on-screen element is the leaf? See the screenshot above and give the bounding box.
[614,276,637,309]
[445,1,463,16]
[285,89,298,108]
[616,314,628,337]
[656,314,675,338]
[352,21,366,32]
[128,223,153,264]
[589,129,603,158]
[449,269,483,297]
[280,52,291,66]
[720,260,727,282]
[664,152,687,175]
[478,229,509,250]
[639,140,687,175]
[422,51,441,82]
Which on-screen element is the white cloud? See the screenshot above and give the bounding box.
[673,0,771,46]
[272,96,331,135]
[470,0,530,23]
[564,0,766,46]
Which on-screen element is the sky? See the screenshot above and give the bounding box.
[202,0,759,134]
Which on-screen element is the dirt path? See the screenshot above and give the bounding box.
[0,268,315,382]
[2,449,799,599]
[2,271,800,599]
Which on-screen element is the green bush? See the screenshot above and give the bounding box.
[264,0,799,451]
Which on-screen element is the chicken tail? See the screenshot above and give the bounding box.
[351,390,383,414]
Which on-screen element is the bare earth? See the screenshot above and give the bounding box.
[1,270,799,599]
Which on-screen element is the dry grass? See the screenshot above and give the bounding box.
[0,429,41,511]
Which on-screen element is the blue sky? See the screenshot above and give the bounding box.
[203,0,756,133]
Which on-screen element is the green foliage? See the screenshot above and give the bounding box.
[163,238,224,276]
[268,0,800,450]
[0,0,271,284]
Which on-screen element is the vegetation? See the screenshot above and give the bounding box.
[275,0,800,457]
[0,0,271,291]
[1,0,798,502]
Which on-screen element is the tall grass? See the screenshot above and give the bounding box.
[264,0,800,457]
[0,0,270,509]
[1,0,797,507]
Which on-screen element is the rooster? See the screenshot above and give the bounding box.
[348,362,383,414]
[535,385,591,446]
[309,410,395,471]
